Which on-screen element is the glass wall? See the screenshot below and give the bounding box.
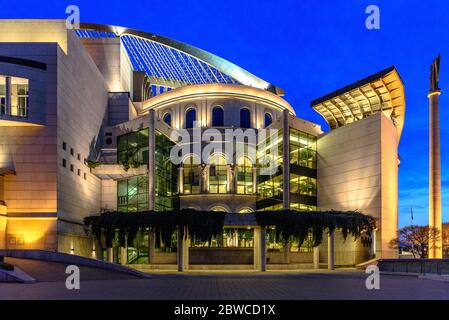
[289,128,318,212]
[117,128,149,165]
[209,154,228,194]
[155,130,178,211]
[289,128,316,169]
[0,77,5,115]
[237,156,253,194]
[256,129,283,210]
[0,76,29,117]
[117,175,149,212]
[182,155,201,194]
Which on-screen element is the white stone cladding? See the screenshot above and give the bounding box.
[317,112,399,260]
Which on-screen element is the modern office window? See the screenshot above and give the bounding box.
[289,128,317,169]
[0,77,5,115]
[240,108,251,128]
[117,128,149,164]
[212,106,224,127]
[264,112,273,128]
[185,108,196,129]
[154,130,178,211]
[237,156,253,194]
[10,77,28,117]
[290,175,317,196]
[182,155,201,194]
[163,112,171,126]
[209,154,228,194]
[117,175,149,212]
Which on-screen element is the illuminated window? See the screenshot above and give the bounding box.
[163,112,171,126]
[212,106,224,127]
[289,128,317,169]
[117,128,149,165]
[0,77,5,115]
[185,108,196,129]
[117,175,149,212]
[237,156,253,194]
[264,112,272,128]
[290,175,317,196]
[10,77,28,117]
[209,154,228,194]
[182,155,201,194]
[240,108,251,128]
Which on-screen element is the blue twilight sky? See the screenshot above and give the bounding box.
[1,0,448,227]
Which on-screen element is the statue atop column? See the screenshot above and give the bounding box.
[430,54,441,92]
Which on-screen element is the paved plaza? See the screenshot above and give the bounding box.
[1,258,449,300]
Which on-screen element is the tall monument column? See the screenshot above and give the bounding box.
[428,54,443,258]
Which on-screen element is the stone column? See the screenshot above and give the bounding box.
[226,165,232,193]
[5,76,11,116]
[148,231,156,264]
[328,231,335,270]
[178,166,184,194]
[253,227,266,271]
[177,229,189,272]
[283,243,290,264]
[120,247,127,265]
[428,90,442,258]
[313,246,320,269]
[148,109,156,211]
[371,229,377,258]
[282,109,290,209]
[106,247,114,263]
[252,165,257,194]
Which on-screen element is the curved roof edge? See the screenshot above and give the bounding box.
[311,66,405,140]
[79,23,283,95]
[140,83,295,115]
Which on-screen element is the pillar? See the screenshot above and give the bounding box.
[120,247,127,265]
[328,231,334,270]
[253,227,266,271]
[177,229,189,272]
[371,229,377,258]
[428,90,442,258]
[178,166,184,194]
[5,76,10,116]
[282,109,290,209]
[148,231,156,263]
[283,243,290,264]
[313,246,320,269]
[148,109,156,211]
[106,247,114,263]
[252,165,257,194]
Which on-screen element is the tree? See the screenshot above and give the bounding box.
[390,225,441,258]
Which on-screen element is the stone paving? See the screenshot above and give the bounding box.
[1,258,449,300]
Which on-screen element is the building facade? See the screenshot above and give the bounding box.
[0,20,405,269]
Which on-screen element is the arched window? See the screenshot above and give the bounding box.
[163,113,171,126]
[209,153,228,194]
[238,207,254,213]
[210,205,228,212]
[182,155,201,194]
[185,108,196,129]
[264,112,272,128]
[212,106,224,127]
[237,156,254,194]
[240,108,251,128]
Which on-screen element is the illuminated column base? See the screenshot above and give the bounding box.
[328,231,335,270]
[177,229,189,272]
[313,246,320,269]
[253,227,266,271]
